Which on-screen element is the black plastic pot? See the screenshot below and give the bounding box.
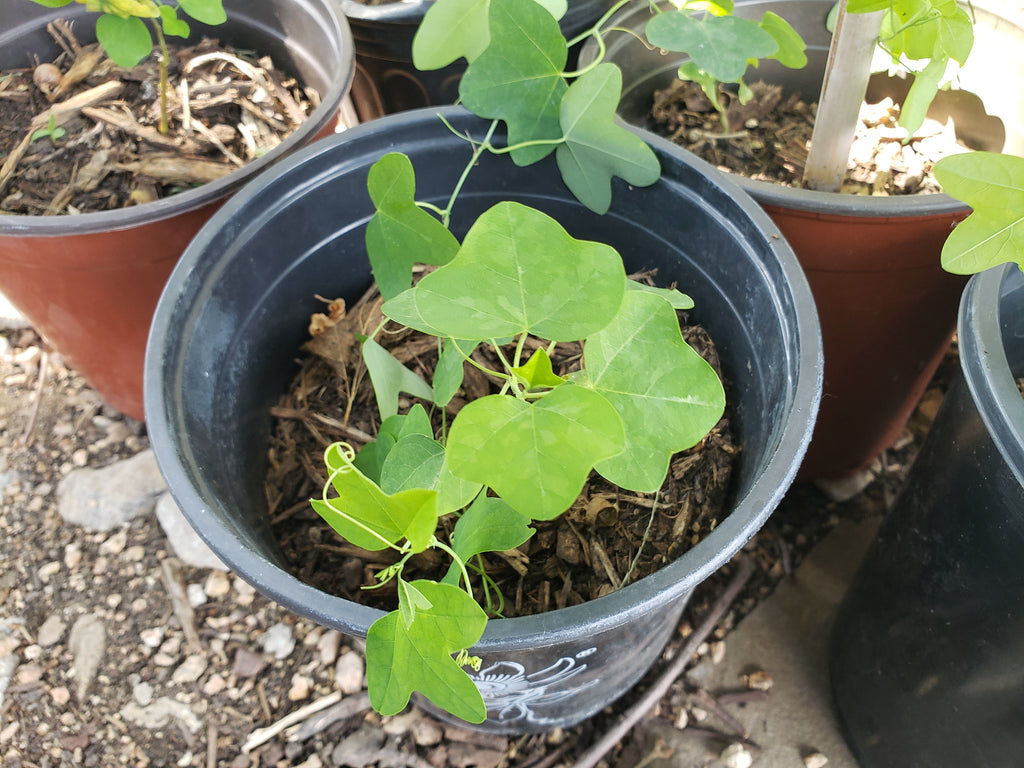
[145,107,821,733]
[337,0,618,120]
[0,0,353,420]
[829,263,1024,767]
[582,0,1023,480]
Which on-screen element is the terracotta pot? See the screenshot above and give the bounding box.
[583,0,1023,479]
[0,0,355,421]
[337,0,618,121]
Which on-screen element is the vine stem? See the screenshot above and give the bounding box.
[432,540,474,592]
[152,21,170,135]
[440,118,500,227]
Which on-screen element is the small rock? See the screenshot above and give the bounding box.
[36,614,66,648]
[0,654,17,710]
[233,577,256,606]
[120,697,201,734]
[99,528,128,555]
[335,650,364,695]
[203,674,226,696]
[49,686,70,705]
[171,654,208,684]
[186,584,207,608]
[63,543,82,571]
[288,674,312,701]
[261,623,295,660]
[133,681,155,706]
[140,628,164,649]
[317,630,341,666]
[233,648,268,679]
[154,493,227,571]
[203,571,231,600]
[710,640,726,664]
[57,449,167,531]
[743,669,774,691]
[721,742,753,768]
[804,752,829,768]
[331,725,385,768]
[68,614,105,701]
[14,664,42,686]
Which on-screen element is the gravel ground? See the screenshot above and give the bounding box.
[0,315,945,768]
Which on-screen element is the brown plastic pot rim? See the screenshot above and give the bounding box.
[0,15,353,238]
[741,175,971,219]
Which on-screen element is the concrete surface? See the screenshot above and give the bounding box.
[645,518,881,768]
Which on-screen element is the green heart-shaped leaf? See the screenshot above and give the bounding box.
[645,11,778,83]
[446,384,624,520]
[178,0,227,25]
[366,580,487,722]
[587,290,726,492]
[366,153,461,301]
[448,497,534,579]
[555,64,660,214]
[759,12,807,69]
[95,13,153,67]
[157,5,190,38]
[354,405,434,483]
[382,202,626,342]
[459,0,568,165]
[934,152,1024,274]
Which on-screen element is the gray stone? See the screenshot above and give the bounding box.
[36,614,67,648]
[57,450,167,531]
[68,613,106,702]
[120,696,201,733]
[261,622,295,660]
[154,493,227,571]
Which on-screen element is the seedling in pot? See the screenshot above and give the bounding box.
[29,0,227,133]
[308,0,761,722]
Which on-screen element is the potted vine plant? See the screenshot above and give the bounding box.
[829,151,1024,767]
[338,0,619,120]
[0,0,354,420]
[583,0,1024,479]
[145,0,822,732]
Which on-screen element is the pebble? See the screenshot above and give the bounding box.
[120,697,201,734]
[56,449,167,531]
[36,614,66,647]
[721,742,754,768]
[186,584,207,608]
[261,622,295,660]
[99,528,128,555]
[233,648,268,679]
[154,493,227,571]
[335,650,364,695]
[171,654,208,684]
[288,674,312,701]
[317,630,341,666]
[49,686,71,705]
[804,752,829,768]
[68,613,106,701]
[133,682,155,706]
[203,571,231,600]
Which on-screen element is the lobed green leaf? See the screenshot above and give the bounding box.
[380,433,483,515]
[365,154,461,301]
[459,0,568,166]
[178,0,227,26]
[934,152,1024,274]
[95,13,152,67]
[555,64,661,215]
[382,202,626,342]
[366,580,488,722]
[446,385,624,520]
[446,497,534,583]
[586,290,726,492]
[361,337,435,421]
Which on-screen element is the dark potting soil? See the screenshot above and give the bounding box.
[648,78,969,196]
[264,277,739,619]
[0,20,318,215]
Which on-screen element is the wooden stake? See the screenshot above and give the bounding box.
[802,1,885,192]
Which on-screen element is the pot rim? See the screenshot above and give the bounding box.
[959,264,1024,487]
[145,105,823,645]
[0,0,354,237]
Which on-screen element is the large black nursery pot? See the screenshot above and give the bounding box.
[584,0,1023,479]
[337,0,618,121]
[830,263,1024,767]
[145,107,821,733]
[0,0,353,421]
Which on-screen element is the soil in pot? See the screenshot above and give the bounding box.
[0,21,320,215]
[648,78,974,197]
[264,271,739,619]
